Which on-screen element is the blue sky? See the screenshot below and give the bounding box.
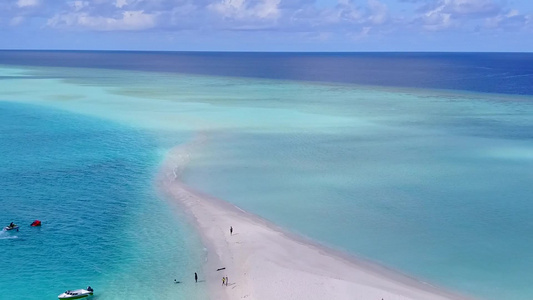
[1,0,531,51]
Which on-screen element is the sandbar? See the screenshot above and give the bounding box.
[158,141,474,300]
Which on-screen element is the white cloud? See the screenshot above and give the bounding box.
[48,10,157,31]
[115,0,128,9]
[32,0,530,40]
[367,0,388,25]
[413,0,504,31]
[10,16,25,26]
[317,0,362,25]
[208,0,282,21]
[69,1,89,11]
[312,0,389,27]
[420,3,454,30]
[17,0,39,8]
[439,0,500,16]
[485,9,531,30]
[348,25,371,39]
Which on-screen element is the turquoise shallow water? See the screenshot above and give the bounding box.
[0,61,532,300]
[0,102,207,299]
[178,80,533,300]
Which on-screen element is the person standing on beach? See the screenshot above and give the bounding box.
[225,276,228,286]
[230,226,233,235]
[222,277,225,286]
[195,272,198,283]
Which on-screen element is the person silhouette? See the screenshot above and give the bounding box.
[195,272,198,283]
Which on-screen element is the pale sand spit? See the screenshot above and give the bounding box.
[158,142,475,300]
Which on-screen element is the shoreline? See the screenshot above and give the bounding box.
[157,141,475,300]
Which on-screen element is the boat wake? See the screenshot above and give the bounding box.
[0,230,18,239]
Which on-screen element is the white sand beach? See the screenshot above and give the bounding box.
[158,142,474,300]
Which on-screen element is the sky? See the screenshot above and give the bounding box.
[0,0,532,51]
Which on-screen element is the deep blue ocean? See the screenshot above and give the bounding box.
[0,51,532,300]
[0,51,532,95]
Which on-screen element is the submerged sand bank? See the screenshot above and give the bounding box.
[158,142,474,300]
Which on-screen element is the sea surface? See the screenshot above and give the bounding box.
[0,103,206,299]
[0,51,532,300]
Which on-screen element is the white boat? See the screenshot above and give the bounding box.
[58,287,93,299]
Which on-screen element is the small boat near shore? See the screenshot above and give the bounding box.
[58,287,93,299]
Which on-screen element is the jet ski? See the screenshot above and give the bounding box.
[4,224,19,231]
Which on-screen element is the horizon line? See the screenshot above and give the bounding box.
[0,49,532,54]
